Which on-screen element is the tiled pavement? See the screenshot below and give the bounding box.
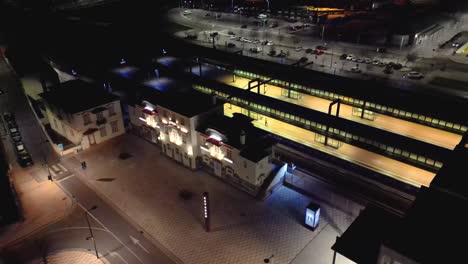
[63,134,362,264]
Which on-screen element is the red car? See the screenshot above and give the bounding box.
[314,49,325,55]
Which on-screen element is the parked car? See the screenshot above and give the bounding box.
[406,71,424,79]
[295,46,303,51]
[249,47,263,53]
[314,49,325,55]
[277,51,287,58]
[392,63,403,70]
[356,58,365,63]
[306,48,314,54]
[17,152,33,168]
[227,43,236,48]
[183,10,191,15]
[383,67,393,74]
[376,47,387,53]
[228,31,235,35]
[364,58,372,64]
[346,55,354,61]
[269,22,278,28]
[14,141,26,153]
[9,127,22,142]
[340,54,347,60]
[350,67,361,73]
[268,50,277,56]
[299,57,308,63]
[372,60,380,65]
[316,45,328,50]
[6,118,17,129]
[3,112,14,122]
[241,24,247,28]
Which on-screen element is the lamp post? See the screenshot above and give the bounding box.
[85,205,99,259]
[39,135,53,181]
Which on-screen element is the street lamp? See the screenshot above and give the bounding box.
[85,205,99,259]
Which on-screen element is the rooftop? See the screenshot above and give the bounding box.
[41,80,119,114]
[384,187,468,263]
[146,89,223,118]
[197,113,276,162]
[332,206,402,264]
[430,132,468,199]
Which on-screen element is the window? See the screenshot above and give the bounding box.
[83,113,91,125]
[100,126,107,138]
[108,105,116,116]
[111,121,119,133]
[97,112,104,120]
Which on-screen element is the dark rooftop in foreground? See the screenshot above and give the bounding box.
[332,206,402,264]
[334,132,468,264]
[41,80,119,114]
[198,113,276,162]
[384,187,467,263]
[430,131,468,199]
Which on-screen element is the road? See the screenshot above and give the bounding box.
[0,56,176,264]
[168,8,468,99]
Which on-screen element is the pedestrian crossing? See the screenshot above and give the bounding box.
[49,162,73,181]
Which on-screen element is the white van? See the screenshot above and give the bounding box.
[183,10,191,15]
[257,14,267,19]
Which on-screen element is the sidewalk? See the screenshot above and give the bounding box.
[62,134,362,263]
[0,142,73,249]
[0,56,73,249]
[43,250,104,264]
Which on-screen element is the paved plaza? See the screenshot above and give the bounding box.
[62,134,361,264]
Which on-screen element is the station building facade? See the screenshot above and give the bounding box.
[129,90,282,196]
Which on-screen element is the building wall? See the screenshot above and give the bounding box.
[46,109,82,145]
[198,132,275,195]
[157,106,196,169]
[45,99,124,149]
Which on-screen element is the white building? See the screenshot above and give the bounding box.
[41,80,125,153]
[129,91,224,169]
[128,86,282,196]
[196,113,277,196]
